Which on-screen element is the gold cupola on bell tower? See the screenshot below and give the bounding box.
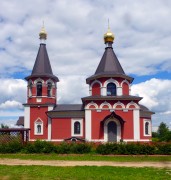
[39,23,47,41]
[104,20,114,44]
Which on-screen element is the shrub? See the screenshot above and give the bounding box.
[0,141,23,153]
[145,144,156,155]
[0,139,171,155]
[54,142,71,154]
[70,143,91,154]
[22,143,35,153]
[96,144,107,155]
[124,143,155,155]
[156,143,171,155]
[53,142,92,154]
[24,140,55,153]
[96,143,120,155]
[124,143,140,155]
[96,143,159,155]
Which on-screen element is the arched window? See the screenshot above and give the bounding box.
[28,82,32,97]
[145,122,149,135]
[34,119,43,135]
[37,81,42,96]
[107,83,116,96]
[74,121,80,134]
[47,82,52,97]
[37,124,41,134]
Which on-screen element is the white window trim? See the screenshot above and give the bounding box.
[89,80,102,96]
[103,78,119,88]
[121,80,130,87]
[47,82,53,97]
[90,80,102,90]
[113,101,125,109]
[46,79,55,85]
[34,78,44,84]
[99,101,112,109]
[34,118,43,135]
[126,101,139,109]
[144,119,151,136]
[85,101,98,109]
[103,78,121,96]
[121,80,130,96]
[36,81,43,97]
[71,119,83,137]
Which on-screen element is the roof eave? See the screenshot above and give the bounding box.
[86,74,134,84]
[25,74,59,82]
[81,96,142,102]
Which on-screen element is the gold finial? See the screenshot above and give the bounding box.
[39,21,47,40]
[108,18,110,29]
[104,19,114,44]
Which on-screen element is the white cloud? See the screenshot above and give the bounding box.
[0,79,26,110]
[0,1,171,77]
[57,75,89,104]
[132,78,171,129]
[0,100,23,110]
[132,78,171,113]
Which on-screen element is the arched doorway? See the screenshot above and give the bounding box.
[104,118,121,142]
[107,121,117,142]
[102,112,124,142]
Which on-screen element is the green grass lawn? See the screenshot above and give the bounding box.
[0,154,171,162]
[0,165,170,180]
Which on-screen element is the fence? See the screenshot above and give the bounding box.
[0,128,30,144]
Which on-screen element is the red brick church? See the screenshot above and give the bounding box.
[22,25,154,142]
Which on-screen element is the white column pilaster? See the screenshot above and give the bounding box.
[85,109,92,141]
[101,87,106,96]
[133,109,140,141]
[89,89,92,96]
[47,106,53,141]
[24,106,30,129]
[117,87,122,96]
[24,106,30,140]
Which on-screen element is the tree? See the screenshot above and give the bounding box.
[157,122,169,137]
[165,131,171,142]
[0,123,9,129]
[157,122,170,141]
[152,132,158,138]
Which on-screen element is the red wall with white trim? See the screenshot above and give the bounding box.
[30,106,48,140]
[140,117,152,140]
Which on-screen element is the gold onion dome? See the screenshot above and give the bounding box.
[39,26,47,40]
[104,27,114,44]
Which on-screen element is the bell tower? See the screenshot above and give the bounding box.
[24,25,59,140]
[83,25,142,142]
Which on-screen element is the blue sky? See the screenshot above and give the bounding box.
[0,0,171,130]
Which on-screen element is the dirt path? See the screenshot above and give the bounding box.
[0,159,171,168]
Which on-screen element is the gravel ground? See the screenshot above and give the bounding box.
[0,159,171,168]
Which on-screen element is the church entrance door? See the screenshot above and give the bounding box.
[107,121,117,142]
